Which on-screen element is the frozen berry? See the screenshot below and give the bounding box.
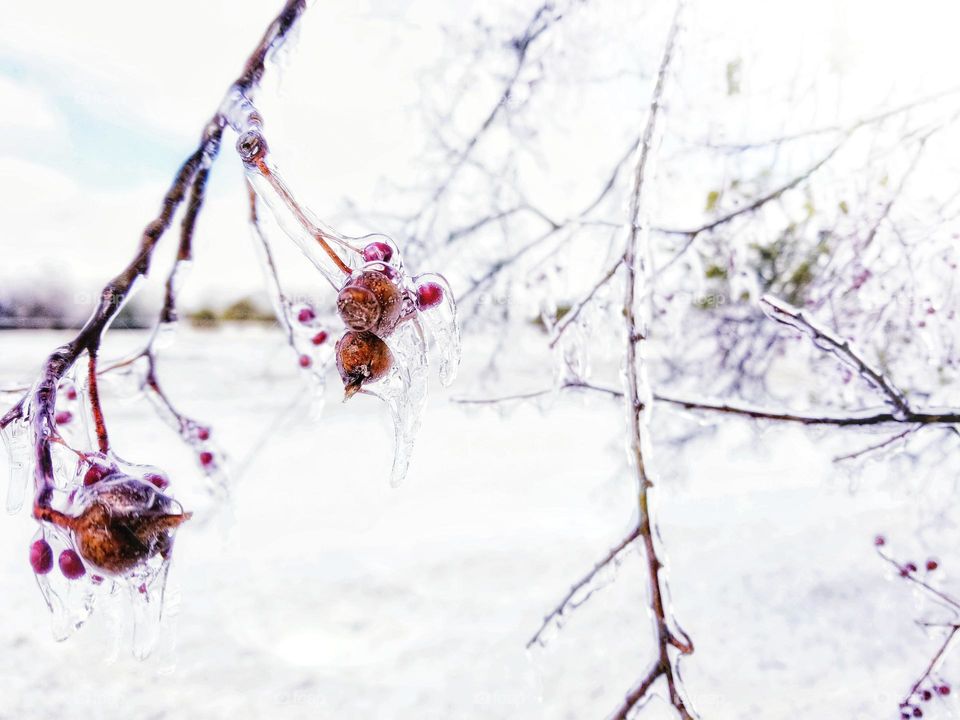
[311,330,328,346]
[144,473,169,490]
[337,270,402,336]
[913,707,923,717]
[91,574,104,585]
[83,463,113,486]
[70,477,190,574]
[362,241,393,263]
[297,307,315,324]
[199,451,214,467]
[906,562,918,574]
[29,539,53,575]
[298,354,312,368]
[336,331,392,399]
[874,535,886,547]
[55,410,73,425]
[197,426,211,441]
[927,559,939,571]
[416,282,444,310]
[66,387,78,401]
[921,689,932,701]
[938,685,951,696]
[59,549,86,579]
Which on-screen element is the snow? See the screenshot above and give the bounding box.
[0,328,954,718]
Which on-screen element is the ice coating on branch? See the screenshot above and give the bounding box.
[411,273,461,386]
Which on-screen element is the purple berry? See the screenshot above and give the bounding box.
[921,689,932,701]
[144,473,169,490]
[311,330,329,346]
[30,539,54,575]
[59,549,85,580]
[874,535,886,547]
[197,426,211,441]
[906,562,918,574]
[297,307,315,324]
[199,451,215,467]
[939,685,951,696]
[55,410,73,425]
[362,241,393,263]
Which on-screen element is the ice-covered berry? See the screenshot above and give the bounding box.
[197,426,211,441]
[144,473,169,490]
[59,549,86,579]
[55,410,73,425]
[874,535,886,547]
[337,270,402,336]
[926,559,938,571]
[336,331,392,398]
[30,539,54,575]
[416,282,443,310]
[297,307,315,324]
[199,451,214,467]
[362,241,393,263]
[311,330,328,346]
[938,685,951,696]
[298,354,312,368]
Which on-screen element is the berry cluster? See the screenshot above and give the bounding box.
[334,240,447,398]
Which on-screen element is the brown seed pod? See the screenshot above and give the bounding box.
[336,331,393,399]
[336,269,403,336]
[66,477,190,575]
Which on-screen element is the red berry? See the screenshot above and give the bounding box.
[199,451,214,467]
[59,549,86,579]
[362,241,393,263]
[83,463,111,486]
[197,426,211,441]
[138,582,148,594]
[939,685,951,696]
[874,535,886,547]
[144,473,169,490]
[416,282,443,309]
[30,539,53,575]
[311,330,328,346]
[55,410,73,425]
[66,387,78,401]
[927,559,939,571]
[298,354,312,368]
[297,307,315,324]
[921,689,932,701]
[91,574,104,585]
[906,562,918,574]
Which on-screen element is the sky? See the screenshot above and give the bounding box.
[1,0,959,318]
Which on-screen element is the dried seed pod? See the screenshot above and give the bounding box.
[336,331,393,399]
[336,269,403,336]
[38,476,191,575]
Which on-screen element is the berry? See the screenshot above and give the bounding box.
[913,708,923,717]
[71,477,191,574]
[29,539,53,575]
[362,241,393,263]
[938,685,951,696]
[59,549,86,579]
[54,410,73,425]
[66,387,78,401]
[337,270,402,336]
[298,354,312,368]
[905,562,918,574]
[874,535,886,547]
[311,330,329,346]
[91,574,104,585]
[921,689,932,701]
[297,307,315,324]
[144,473,169,490]
[416,282,444,310]
[927,559,939,571]
[83,463,112,486]
[199,451,214,467]
[336,331,392,399]
[196,426,211,441]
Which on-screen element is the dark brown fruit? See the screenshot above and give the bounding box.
[70,477,191,575]
[336,270,403,336]
[336,331,392,399]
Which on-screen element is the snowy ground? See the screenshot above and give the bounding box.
[0,328,956,720]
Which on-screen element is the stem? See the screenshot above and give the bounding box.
[86,349,109,454]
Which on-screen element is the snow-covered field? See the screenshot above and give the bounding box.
[0,328,954,719]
